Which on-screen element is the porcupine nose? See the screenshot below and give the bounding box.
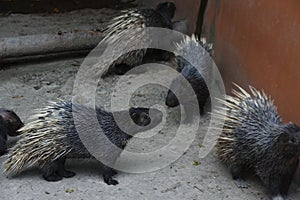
[165,90,179,107]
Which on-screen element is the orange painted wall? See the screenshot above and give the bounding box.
[202,0,300,123]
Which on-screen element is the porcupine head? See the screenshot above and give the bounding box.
[0,108,23,136]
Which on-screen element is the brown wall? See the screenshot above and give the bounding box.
[202,0,300,123]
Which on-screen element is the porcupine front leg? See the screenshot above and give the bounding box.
[265,159,299,200]
[113,64,133,75]
[280,159,299,197]
[182,104,195,123]
[0,133,7,156]
[103,165,118,185]
[57,157,76,178]
[264,174,285,200]
[229,164,248,188]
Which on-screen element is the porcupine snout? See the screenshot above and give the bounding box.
[165,90,179,107]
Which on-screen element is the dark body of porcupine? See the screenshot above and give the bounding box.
[215,84,300,200]
[0,108,23,156]
[165,35,213,121]
[4,101,162,185]
[101,1,176,76]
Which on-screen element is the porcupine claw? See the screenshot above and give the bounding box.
[235,178,249,189]
[271,195,285,200]
[103,166,119,186]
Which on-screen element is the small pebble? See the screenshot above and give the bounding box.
[66,189,74,193]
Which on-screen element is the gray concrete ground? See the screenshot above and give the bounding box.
[0,9,299,200]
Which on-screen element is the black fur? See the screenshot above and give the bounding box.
[107,2,176,76]
[232,122,300,199]
[103,166,118,185]
[0,109,23,156]
[41,102,161,185]
[143,1,176,29]
[0,108,23,137]
[0,117,8,156]
[165,57,209,121]
[42,157,76,182]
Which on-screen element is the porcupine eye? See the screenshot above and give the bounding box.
[288,137,297,144]
[131,112,138,120]
[140,113,151,126]
[130,111,142,125]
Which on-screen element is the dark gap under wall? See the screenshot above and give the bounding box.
[195,0,208,36]
[0,0,136,14]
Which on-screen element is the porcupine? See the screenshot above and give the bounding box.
[215,84,300,200]
[165,35,213,121]
[101,1,176,76]
[0,108,23,156]
[4,101,163,185]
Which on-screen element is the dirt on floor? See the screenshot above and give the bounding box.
[0,9,299,200]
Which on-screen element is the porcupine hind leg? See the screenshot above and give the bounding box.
[57,157,76,178]
[42,157,76,181]
[229,164,248,188]
[199,106,205,116]
[42,160,63,182]
[103,165,118,185]
[113,64,133,75]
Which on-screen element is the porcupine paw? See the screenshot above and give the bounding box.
[113,64,132,75]
[0,149,7,156]
[111,169,118,176]
[271,195,285,200]
[182,105,197,124]
[103,166,119,185]
[235,179,249,189]
[183,116,193,124]
[61,170,76,178]
[43,173,63,182]
[182,112,195,124]
[103,176,119,185]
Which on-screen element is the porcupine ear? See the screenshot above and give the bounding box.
[279,123,300,145]
[156,2,176,18]
[285,122,300,132]
[287,123,300,143]
[291,122,300,131]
